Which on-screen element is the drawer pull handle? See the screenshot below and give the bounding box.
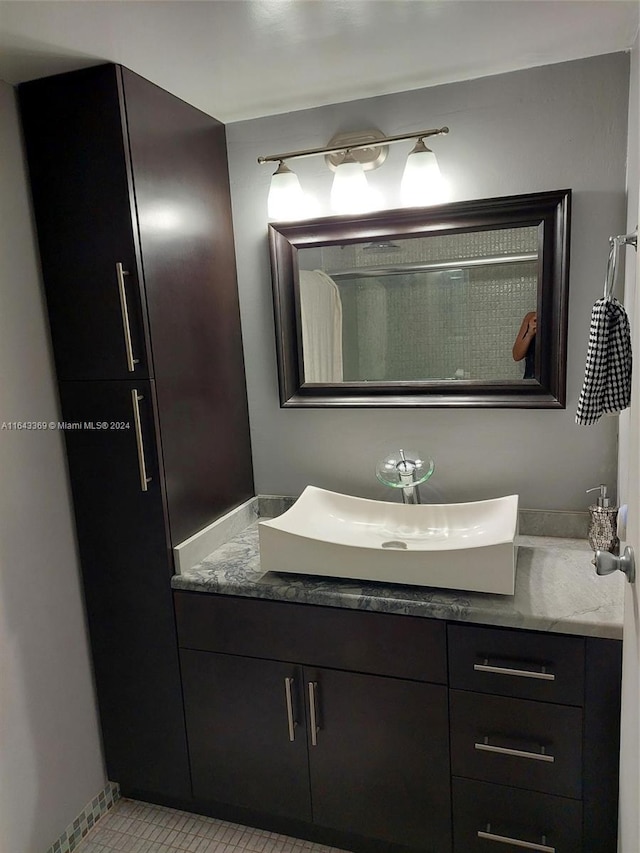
[474,659,555,681]
[308,681,320,746]
[475,736,554,763]
[131,390,152,492]
[284,677,297,742]
[116,263,139,372]
[478,824,555,852]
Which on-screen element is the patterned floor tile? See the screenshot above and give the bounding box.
[75,800,349,853]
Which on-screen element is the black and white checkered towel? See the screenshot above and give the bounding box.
[576,297,632,425]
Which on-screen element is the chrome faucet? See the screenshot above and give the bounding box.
[396,449,422,504]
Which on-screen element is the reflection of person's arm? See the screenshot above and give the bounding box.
[512,313,536,361]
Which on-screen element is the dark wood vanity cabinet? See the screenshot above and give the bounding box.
[174,592,621,853]
[175,593,452,852]
[18,65,253,799]
[181,652,449,849]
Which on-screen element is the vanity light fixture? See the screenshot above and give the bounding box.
[401,137,448,207]
[258,126,449,220]
[267,161,306,221]
[329,150,373,214]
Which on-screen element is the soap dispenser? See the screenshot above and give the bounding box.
[586,485,619,555]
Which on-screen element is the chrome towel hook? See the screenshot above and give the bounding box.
[604,228,638,300]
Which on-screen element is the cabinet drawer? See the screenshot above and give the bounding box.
[452,778,582,852]
[174,592,446,683]
[450,690,582,798]
[448,624,584,705]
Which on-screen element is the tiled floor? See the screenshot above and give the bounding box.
[75,798,348,853]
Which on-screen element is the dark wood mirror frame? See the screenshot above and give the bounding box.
[268,189,571,408]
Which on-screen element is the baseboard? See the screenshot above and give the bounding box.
[46,780,120,853]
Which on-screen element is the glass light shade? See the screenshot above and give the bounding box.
[267,162,307,220]
[330,154,373,214]
[401,140,447,207]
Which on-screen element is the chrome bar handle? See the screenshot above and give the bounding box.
[475,737,554,763]
[131,390,152,493]
[284,677,296,742]
[474,659,555,681]
[308,681,319,746]
[478,825,555,852]
[116,262,139,372]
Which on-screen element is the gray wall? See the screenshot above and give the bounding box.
[227,53,629,510]
[0,81,105,852]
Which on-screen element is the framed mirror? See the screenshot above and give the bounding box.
[268,189,571,407]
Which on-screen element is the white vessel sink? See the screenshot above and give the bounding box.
[258,486,519,595]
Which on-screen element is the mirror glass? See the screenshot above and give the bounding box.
[297,226,539,384]
[269,190,570,408]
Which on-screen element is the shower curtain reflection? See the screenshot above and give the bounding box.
[299,269,343,382]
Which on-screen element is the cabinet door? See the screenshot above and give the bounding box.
[304,667,451,851]
[59,380,191,799]
[19,64,151,381]
[180,650,312,821]
[121,67,254,543]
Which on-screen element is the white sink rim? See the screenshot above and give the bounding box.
[258,486,519,595]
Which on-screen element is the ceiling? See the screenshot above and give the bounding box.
[0,0,638,123]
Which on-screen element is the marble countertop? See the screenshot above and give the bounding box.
[172,521,625,640]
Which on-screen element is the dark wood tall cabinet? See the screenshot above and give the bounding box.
[19,64,254,798]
